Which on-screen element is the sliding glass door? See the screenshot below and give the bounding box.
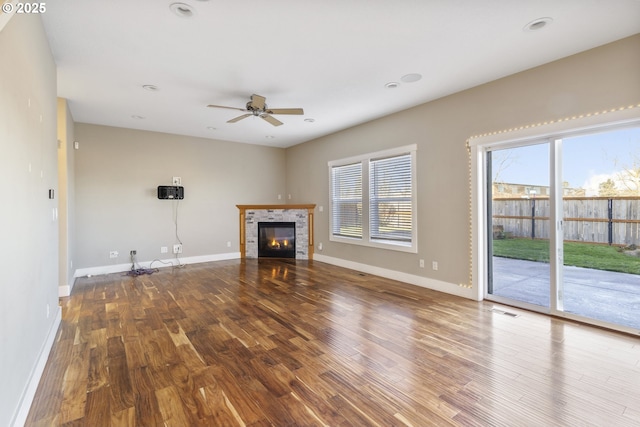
[484,125,640,332]
[560,128,640,330]
[487,142,551,309]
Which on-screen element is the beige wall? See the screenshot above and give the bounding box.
[0,14,59,426]
[74,124,287,269]
[285,34,640,299]
[57,98,76,294]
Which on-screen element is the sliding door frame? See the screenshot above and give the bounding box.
[483,138,555,313]
[469,107,640,333]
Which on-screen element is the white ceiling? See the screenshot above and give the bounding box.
[40,0,640,148]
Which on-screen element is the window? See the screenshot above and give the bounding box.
[329,144,417,252]
[369,153,413,243]
[330,162,362,239]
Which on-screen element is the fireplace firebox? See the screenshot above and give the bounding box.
[258,222,296,258]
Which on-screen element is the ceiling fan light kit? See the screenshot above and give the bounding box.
[207,94,304,127]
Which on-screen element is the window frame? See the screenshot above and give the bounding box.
[328,144,417,253]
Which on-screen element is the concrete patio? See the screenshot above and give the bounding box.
[491,257,640,330]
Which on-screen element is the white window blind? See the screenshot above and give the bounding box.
[369,153,412,243]
[329,144,417,253]
[330,162,363,239]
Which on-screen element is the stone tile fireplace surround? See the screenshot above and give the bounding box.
[237,204,316,260]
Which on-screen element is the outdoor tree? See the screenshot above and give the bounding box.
[491,150,519,198]
[491,149,516,185]
[613,155,640,196]
[598,178,617,197]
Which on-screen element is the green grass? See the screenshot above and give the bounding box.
[492,238,640,275]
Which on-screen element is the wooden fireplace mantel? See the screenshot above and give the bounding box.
[237,204,316,259]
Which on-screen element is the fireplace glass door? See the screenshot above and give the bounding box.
[258,222,296,258]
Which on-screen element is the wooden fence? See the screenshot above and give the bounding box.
[491,197,640,246]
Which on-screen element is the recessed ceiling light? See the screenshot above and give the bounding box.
[169,2,195,18]
[304,118,315,123]
[524,17,553,32]
[401,73,422,83]
[142,84,158,92]
[265,135,275,139]
[206,126,216,130]
[385,82,400,89]
[131,115,145,120]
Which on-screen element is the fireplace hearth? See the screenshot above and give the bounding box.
[258,222,296,258]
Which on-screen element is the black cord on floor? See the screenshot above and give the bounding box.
[126,252,159,276]
[126,268,158,277]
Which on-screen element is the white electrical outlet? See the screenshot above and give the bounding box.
[172,176,182,185]
[109,251,118,258]
[432,261,438,271]
[227,241,231,247]
[161,246,168,254]
[173,244,182,254]
[419,259,425,268]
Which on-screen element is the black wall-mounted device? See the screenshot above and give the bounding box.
[157,185,184,200]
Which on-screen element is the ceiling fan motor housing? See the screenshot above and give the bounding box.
[246,101,266,115]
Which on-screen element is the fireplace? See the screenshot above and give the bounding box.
[258,222,296,258]
[237,204,315,260]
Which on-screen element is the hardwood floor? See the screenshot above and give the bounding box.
[26,259,640,426]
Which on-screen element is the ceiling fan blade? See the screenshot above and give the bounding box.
[265,108,304,115]
[207,104,247,112]
[250,94,266,110]
[260,114,283,127]
[227,113,252,123]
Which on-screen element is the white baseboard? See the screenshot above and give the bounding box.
[58,277,75,298]
[59,284,70,297]
[313,254,474,299]
[73,252,241,280]
[11,306,62,427]
[70,252,476,300]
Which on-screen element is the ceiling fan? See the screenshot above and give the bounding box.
[207,94,304,127]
